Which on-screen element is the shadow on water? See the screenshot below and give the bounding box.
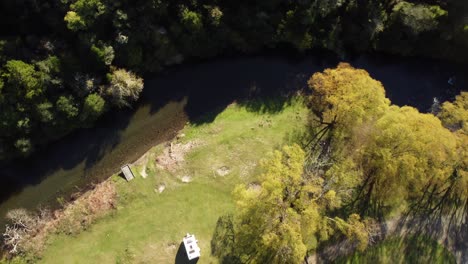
[0,78,188,222]
[175,242,199,264]
[0,53,466,224]
[351,53,467,111]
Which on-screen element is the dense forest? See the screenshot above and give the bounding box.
[0,0,467,159]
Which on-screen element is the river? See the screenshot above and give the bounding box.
[0,53,466,223]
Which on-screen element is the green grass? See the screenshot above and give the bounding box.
[37,97,310,264]
[337,235,456,264]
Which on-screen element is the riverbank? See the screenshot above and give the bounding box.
[5,96,309,263]
[1,53,466,233]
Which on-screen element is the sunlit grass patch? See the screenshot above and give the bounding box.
[37,97,310,263]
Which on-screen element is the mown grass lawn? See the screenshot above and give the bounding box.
[38,97,310,264]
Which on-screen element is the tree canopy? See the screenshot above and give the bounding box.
[230,145,370,263]
[222,66,466,263]
[308,62,390,132]
[307,65,463,218]
[438,92,468,214]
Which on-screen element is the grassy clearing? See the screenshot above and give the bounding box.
[337,235,456,264]
[37,97,310,264]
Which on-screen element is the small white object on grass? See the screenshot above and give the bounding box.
[121,164,135,181]
[140,164,148,178]
[181,176,192,183]
[183,233,200,260]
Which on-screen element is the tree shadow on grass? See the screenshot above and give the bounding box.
[390,208,468,264]
[237,95,295,114]
[182,55,324,126]
[335,235,456,264]
[211,215,242,264]
[175,242,199,264]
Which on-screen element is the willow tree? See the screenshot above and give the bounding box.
[353,106,457,214]
[439,92,468,132]
[231,145,369,263]
[308,64,459,217]
[306,63,391,205]
[308,63,390,132]
[437,92,468,217]
[306,62,390,160]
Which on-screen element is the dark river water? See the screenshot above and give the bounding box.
[0,53,466,223]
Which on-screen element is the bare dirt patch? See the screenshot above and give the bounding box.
[166,242,177,252]
[216,166,231,176]
[155,140,201,172]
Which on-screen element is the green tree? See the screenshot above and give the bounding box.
[36,101,54,123]
[36,56,62,87]
[65,0,106,30]
[56,96,79,119]
[14,138,32,155]
[277,9,314,51]
[391,2,447,35]
[180,7,203,32]
[81,93,105,123]
[16,118,30,132]
[64,11,86,31]
[91,43,115,66]
[3,60,43,100]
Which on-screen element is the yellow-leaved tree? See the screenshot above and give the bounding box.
[227,145,369,264]
[308,63,458,216]
[438,92,468,215]
[308,62,390,134]
[356,106,457,213]
[307,63,391,209]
